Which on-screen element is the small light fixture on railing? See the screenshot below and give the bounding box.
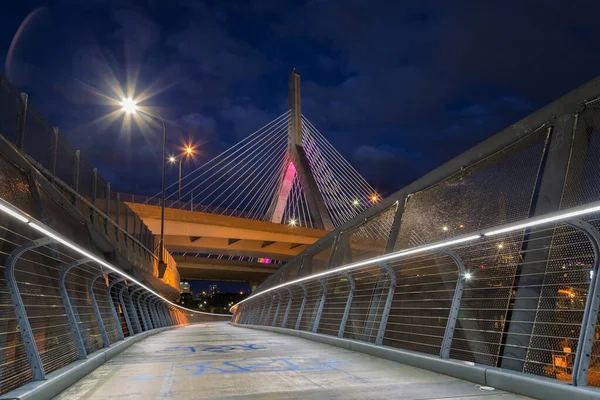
[464,272,472,280]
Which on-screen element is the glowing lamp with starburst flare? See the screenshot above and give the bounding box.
[120,98,138,114]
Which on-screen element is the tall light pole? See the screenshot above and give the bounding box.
[169,146,193,208]
[119,98,168,272]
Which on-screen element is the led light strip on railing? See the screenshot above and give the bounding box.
[231,200,600,311]
[0,198,231,317]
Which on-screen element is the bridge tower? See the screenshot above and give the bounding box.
[268,70,334,230]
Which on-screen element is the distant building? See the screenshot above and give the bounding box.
[180,281,191,294]
[208,284,220,297]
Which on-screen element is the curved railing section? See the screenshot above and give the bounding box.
[0,198,230,397]
[232,202,600,390]
[232,78,600,393]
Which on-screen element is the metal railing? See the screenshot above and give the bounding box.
[0,197,230,397]
[0,72,176,282]
[233,202,600,389]
[233,76,600,391]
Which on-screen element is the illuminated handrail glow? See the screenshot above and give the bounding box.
[230,200,600,311]
[0,197,230,317]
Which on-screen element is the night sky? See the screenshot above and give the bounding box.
[2,1,600,198]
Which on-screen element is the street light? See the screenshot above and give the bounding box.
[119,98,168,274]
[169,146,194,208]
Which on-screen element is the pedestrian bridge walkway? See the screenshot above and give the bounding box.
[54,322,526,400]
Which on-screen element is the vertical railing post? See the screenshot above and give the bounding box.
[264,295,275,325]
[133,288,149,331]
[272,293,282,326]
[312,280,327,333]
[375,264,396,345]
[258,298,268,325]
[73,150,80,207]
[362,202,404,341]
[338,273,355,338]
[91,168,98,223]
[16,92,28,150]
[500,124,570,371]
[107,277,126,341]
[128,288,143,333]
[105,182,111,234]
[89,273,111,348]
[568,219,600,387]
[5,238,55,381]
[141,294,154,330]
[282,288,293,328]
[440,250,466,359]
[119,285,134,336]
[295,285,308,330]
[59,258,91,359]
[50,127,59,181]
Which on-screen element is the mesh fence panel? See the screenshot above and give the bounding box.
[54,135,76,189]
[383,252,458,355]
[335,204,397,266]
[0,74,19,144]
[395,127,548,251]
[22,105,54,171]
[305,242,332,275]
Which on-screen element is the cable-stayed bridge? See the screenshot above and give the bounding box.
[124,71,380,285]
[2,68,600,399]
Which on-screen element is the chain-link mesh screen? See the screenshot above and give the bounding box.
[334,204,397,266]
[0,73,19,144]
[22,105,55,171]
[383,252,458,355]
[449,231,524,365]
[395,126,548,251]
[306,241,333,275]
[54,135,76,188]
[521,224,594,383]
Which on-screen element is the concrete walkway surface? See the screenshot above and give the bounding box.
[53,322,531,399]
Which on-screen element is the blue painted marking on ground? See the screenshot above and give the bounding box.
[156,343,275,354]
[135,357,347,380]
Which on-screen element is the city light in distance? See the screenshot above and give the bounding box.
[353,200,359,206]
[169,156,176,163]
[370,194,379,202]
[442,226,449,232]
[464,272,472,280]
[497,243,504,249]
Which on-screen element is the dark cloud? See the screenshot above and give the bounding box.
[1,0,600,197]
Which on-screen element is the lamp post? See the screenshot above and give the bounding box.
[169,146,193,209]
[119,98,168,273]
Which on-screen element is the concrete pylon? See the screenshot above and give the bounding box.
[269,70,334,230]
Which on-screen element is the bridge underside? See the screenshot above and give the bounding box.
[127,203,328,261]
[54,323,526,400]
[174,256,280,283]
